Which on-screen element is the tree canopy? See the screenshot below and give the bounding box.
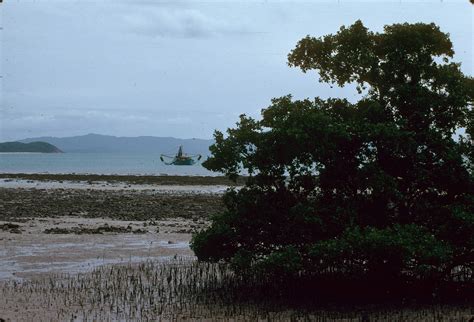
[191,21,474,288]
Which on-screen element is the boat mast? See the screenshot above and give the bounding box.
[177,146,183,158]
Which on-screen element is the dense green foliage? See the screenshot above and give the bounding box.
[0,141,63,153]
[192,21,473,287]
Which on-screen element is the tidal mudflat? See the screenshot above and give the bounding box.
[1,175,472,321]
[0,216,198,281]
[1,257,472,321]
[0,175,217,319]
[0,175,223,280]
[0,180,226,222]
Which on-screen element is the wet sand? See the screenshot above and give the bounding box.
[0,216,200,280]
[0,175,224,280]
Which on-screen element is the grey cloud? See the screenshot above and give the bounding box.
[121,7,229,38]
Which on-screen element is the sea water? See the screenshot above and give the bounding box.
[0,152,217,176]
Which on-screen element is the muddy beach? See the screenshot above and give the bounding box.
[0,175,226,281]
[0,175,229,319]
[0,181,226,222]
[0,216,199,281]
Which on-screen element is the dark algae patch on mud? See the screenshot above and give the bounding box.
[0,188,225,221]
[0,223,22,234]
[44,224,148,234]
[0,173,246,186]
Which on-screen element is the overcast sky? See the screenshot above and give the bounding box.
[0,0,472,141]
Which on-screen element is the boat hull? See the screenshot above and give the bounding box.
[171,158,196,166]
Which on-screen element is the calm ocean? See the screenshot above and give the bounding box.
[0,152,217,176]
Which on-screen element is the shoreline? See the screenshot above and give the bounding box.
[0,172,245,186]
[0,178,231,194]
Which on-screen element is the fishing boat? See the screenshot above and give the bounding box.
[160,146,202,165]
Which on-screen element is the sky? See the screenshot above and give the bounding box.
[0,0,472,141]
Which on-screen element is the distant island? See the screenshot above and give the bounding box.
[18,133,213,154]
[0,141,63,153]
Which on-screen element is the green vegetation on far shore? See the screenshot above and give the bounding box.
[0,141,63,153]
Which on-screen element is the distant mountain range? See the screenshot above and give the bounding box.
[17,134,214,154]
[0,141,63,153]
